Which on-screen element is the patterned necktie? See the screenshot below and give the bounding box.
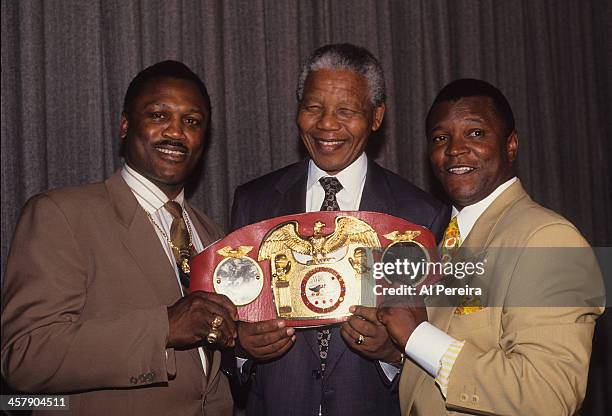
[441,216,461,263]
[317,176,343,372]
[319,177,343,211]
[164,201,196,288]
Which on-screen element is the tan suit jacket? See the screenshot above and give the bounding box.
[399,181,604,416]
[1,171,233,415]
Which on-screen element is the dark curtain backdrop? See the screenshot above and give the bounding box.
[1,0,610,414]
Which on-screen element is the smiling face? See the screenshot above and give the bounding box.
[297,69,385,175]
[427,96,518,209]
[120,77,209,198]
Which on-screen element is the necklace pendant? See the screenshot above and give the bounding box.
[180,258,191,274]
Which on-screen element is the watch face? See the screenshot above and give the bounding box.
[300,267,346,314]
[213,257,263,305]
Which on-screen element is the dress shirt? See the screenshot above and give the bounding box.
[305,152,367,212]
[121,164,209,374]
[404,177,518,396]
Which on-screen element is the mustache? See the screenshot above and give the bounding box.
[154,140,189,151]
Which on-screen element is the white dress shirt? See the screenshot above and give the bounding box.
[305,152,367,212]
[121,164,210,375]
[404,177,518,395]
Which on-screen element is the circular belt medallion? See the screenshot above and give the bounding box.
[213,257,263,306]
[380,240,430,286]
[300,267,346,314]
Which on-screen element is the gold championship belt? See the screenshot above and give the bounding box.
[190,211,439,327]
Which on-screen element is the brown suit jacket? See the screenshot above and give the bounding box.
[1,171,233,415]
[399,181,604,416]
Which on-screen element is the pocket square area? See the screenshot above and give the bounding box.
[454,295,483,315]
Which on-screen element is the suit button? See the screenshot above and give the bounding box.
[472,394,479,403]
[460,393,468,402]
[323,389,334,395]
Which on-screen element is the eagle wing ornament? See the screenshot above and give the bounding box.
[383,230,421,243]
[217,245,253,258]
[258,221,312,261]
[322,216,380,254]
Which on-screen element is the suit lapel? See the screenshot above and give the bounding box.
[106,172,181,305]
[204,350,222,390]
[274,160,308,216]
[462,180,528,248]
[359,160,394,213]
[430,180,529,333]
[106,172,205,375]
[185,204,219,247]
[300,329,321,359]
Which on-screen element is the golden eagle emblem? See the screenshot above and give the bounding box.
[259,216,380,264]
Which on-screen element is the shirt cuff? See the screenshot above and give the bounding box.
[435,339,465,397]
[379,361,401,381]
[165,348,177,379]
[404,321,457,377]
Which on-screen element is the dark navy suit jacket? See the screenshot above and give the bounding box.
[229,158,449,416]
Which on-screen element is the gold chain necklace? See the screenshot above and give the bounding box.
[144,209,194,274]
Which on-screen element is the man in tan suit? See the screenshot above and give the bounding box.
[377,79,604,415]
[1,61,236,415]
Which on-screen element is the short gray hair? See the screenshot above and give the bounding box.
[296,43,386,107]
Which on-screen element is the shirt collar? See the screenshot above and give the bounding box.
[121,164,185,213]
[306,152,368,195]
[452,177,517,240]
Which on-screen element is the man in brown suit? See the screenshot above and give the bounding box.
[378,79,604,415]
[1,61,236,415]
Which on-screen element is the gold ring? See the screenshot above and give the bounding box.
[206,329,220,344]
[211,315,223,329]
[355,334,365,345]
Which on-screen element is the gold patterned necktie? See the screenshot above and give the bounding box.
[441,216,461,263]
[164,201,196,287]
[441,216,482,315]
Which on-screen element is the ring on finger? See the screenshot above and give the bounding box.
[211,315,224,329]
[355,334,365,345]
[206,329,220,344]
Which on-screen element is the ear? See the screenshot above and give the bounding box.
[120,113,129,140]
[506,130,518,163]
[371,104,386,131]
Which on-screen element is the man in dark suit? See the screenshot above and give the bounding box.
[1,61,237,415]
[230,44,449,416]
